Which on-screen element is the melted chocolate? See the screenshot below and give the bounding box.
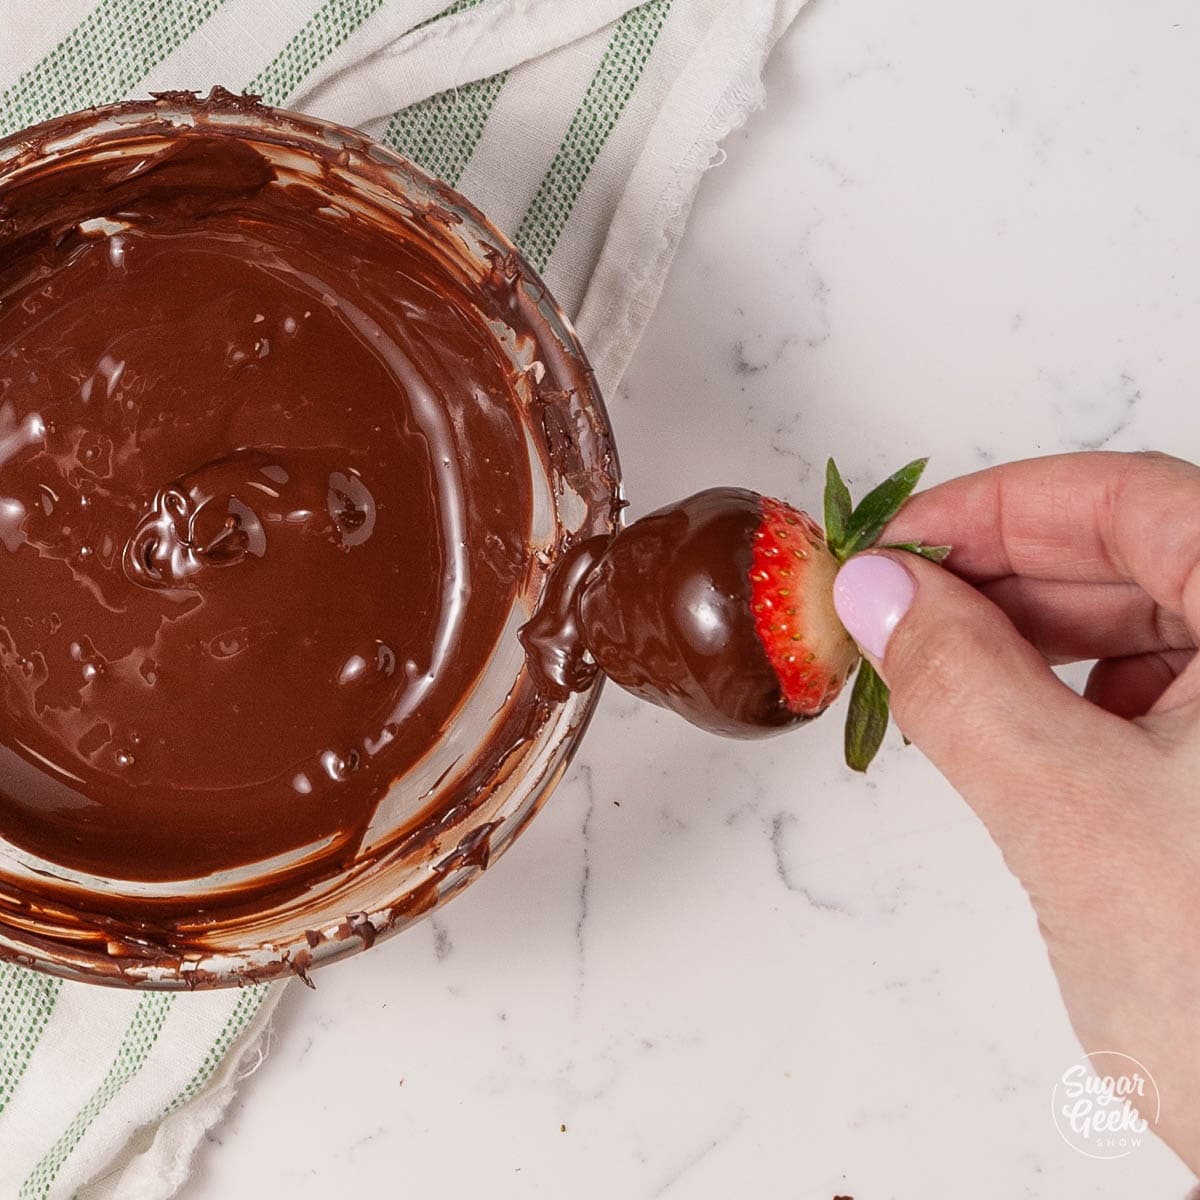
[0,118,537,882]
[518,536,608,698]
[523,489,806,737]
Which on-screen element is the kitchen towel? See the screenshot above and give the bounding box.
[0,0,806,1194]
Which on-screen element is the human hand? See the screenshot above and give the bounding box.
[830,451,1200,1172]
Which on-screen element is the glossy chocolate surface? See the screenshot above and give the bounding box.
[0,111,537,883]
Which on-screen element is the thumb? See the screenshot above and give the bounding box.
[831,550,1140,833]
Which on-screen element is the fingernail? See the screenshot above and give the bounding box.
[833,554,916,661]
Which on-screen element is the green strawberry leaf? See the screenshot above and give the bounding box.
[823,458,853,562]
[842,458,929,556]
[827,460,940,770]
[881,540,952,564]
[844,659,890,772]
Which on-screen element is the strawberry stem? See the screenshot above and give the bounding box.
[823,458,853,562]
[844,660,890,772]
[881,540,951,563]
[839,457,929,557]
[822,457,947,771]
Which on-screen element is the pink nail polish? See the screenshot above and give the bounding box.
[833,555,916,661]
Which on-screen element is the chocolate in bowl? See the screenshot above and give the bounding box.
[0,91,620,988]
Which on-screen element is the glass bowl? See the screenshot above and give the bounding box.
[0,94,621,989]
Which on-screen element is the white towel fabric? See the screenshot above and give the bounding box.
[0,1,806,1195]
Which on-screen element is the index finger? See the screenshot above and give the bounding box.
[883,451,1200,634]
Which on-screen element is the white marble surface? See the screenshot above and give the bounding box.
[186,1,1200,1196]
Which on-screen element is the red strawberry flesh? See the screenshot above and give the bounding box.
[751,497,859,717]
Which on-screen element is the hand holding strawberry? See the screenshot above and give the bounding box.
[525,448,1200,1172]
[829,451,1200,1173]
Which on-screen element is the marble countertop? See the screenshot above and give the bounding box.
[187,1,1200,1196]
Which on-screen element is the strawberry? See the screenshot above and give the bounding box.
[544,458,945,771]
[737,456,948,767]
[749,497,858,718]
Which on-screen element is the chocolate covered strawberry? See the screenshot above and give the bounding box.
[521,458,944,770]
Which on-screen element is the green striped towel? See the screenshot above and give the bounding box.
[0,0,805,1194]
